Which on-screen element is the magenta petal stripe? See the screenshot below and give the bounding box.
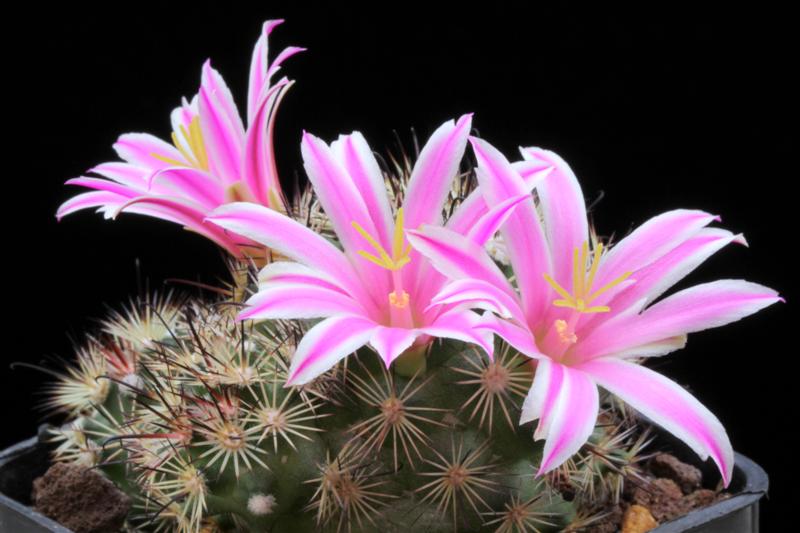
[287,315,376,386]
[580,357,734,485]
[537,366,599,475]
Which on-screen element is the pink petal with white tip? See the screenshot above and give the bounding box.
[90,162,149,190]
[244,80,291,206]
[402,114,472,229]
[369,327,421,367]
[247,19,283,123]
[580,357,734,486]
[239,283,363,321]
[475,314,541,359]
[466,194,530,246]
[595,209,719,289]
[471,137,552,323]
[56,191,128,220]
[287,315,377,386]
[406,225,516,298]
[330,132,394,250]
[147,167,226,209]
[301,131,381,254]
[418,310,495,359]
[610,228,747,312]
[257,262,348,295]
[576,279,782,361]
[427,279,525,322]
[199,61,246,183]
[523,147,588,291]
[113,133,186,169]
[537,365,598,475]
[206,202,374,311]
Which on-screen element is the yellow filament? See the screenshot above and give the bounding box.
[150,116,209,170]
[543,241,631,313]
[351,208,412,272]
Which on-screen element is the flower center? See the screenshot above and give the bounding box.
[352,208,415,327]
[543,241,631,314]
[151,115,210,171]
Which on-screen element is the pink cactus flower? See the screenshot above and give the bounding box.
[406,137,782,486]
[56,20,303,258]
[206,116,544,385]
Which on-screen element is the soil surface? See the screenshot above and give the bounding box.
[32,461,130,533]
[586,452,730,533]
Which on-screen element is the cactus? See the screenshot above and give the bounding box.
[41,146,670,533]
[43,273,658,532]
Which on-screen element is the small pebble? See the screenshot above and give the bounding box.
[621,504,659,533]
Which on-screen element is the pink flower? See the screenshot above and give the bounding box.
[206,116,540,385]
[56,20,303,258]
[407,137,782,486]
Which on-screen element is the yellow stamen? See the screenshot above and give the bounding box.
[150,116,209,171]
[542,241,631,314]
[351,208,412,272]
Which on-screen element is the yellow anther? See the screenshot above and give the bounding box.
[389,290,410,309]
[351,208,412,271]
[151,115,209,170]
[555,319,578,345]
[543,241,631,314]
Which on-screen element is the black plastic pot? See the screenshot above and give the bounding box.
[1,432,768,532]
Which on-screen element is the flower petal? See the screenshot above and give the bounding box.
[575,280,782,361]
[369,327,421,367]
[522,147,588,291]
[402,114,472,229]
[475,314,541,358]
[330,131,394,250]
[471,137,552,323]
[610,228,747,313]
[113,133,185,170]
[520,357,561,428]
[595,209,719,289]
[147,167,226,209]
[199,61,246,184]
[580,357,734,485]
[240,282,364,321]
[466,194,529,246]
[243,80,291,207]
[406,225,516,299]
[301,131,381,254]
[56,191,128,220]
[287,315,376,386]
[537,365,599,475]
[257,261,348,295]
[205,202,371,305]
[418,310,495,359]
[247,19,283,123]
[428,278,525,322]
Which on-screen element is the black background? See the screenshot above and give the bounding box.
[6,3,795,529]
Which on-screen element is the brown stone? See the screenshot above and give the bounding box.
[649,453,702,494]
[631,478,685,522]
[32,461,130,533]
[682,488,717,510]
[584,504,624,533]
[621,504,659,533]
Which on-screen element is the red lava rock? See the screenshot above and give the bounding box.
[32,461,130,533]
[631,478,685,522]
[649,453,702,494]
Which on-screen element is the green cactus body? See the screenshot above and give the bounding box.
[41,286,655,532]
